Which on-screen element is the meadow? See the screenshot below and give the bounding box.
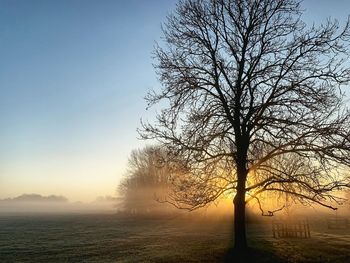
[0,213,349,262]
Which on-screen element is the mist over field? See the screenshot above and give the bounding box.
[0,194,120,214]
[1,200,350,263]
[1,191,349,219]
[0,185,350,262]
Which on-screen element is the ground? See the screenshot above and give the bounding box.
[0,213,349,262]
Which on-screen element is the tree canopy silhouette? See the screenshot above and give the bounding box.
[140,0,350,249]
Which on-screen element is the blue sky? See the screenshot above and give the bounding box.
[0,0,177,201]
[0,0,349,201]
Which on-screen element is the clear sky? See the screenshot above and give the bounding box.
[0,0,349,202]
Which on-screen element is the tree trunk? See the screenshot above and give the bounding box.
[233,166,248,249]
[233,189,247,249]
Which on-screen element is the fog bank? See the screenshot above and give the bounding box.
[0,194,121,214]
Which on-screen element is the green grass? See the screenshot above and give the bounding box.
[0,213,349,262]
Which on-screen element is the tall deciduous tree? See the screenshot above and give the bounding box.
[140,0,350,249]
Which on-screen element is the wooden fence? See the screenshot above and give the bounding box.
[272,220,310,238]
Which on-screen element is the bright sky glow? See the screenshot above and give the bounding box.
[0,0,349,202]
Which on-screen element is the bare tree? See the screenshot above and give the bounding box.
[140,0,350,249]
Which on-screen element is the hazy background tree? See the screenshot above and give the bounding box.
[141,0,350,249]
[118,146,177,215]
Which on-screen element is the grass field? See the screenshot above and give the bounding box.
[0,213,349,262]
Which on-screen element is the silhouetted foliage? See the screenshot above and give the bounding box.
[140,0,350,249]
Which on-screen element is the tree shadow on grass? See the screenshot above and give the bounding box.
[224,246,286,263]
